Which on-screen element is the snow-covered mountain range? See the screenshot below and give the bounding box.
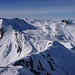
[0,18,75,75]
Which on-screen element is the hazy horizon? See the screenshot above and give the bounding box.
[0,0,75,19]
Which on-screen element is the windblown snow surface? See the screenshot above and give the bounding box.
[0,18,75,75]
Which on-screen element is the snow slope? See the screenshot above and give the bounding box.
[0,18,75,75]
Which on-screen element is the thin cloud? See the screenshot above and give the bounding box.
[0,7,75,16]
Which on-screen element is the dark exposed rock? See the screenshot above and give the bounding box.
[30,68,40,75]
[0,27,4,39]
[62,19,72,25]
[13,59,24,66]
[48,60,56,71]
[17,45,22,54]
[28,57,34,68]
[38,60,44,71]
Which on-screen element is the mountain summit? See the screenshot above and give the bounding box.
[0,18,75,75]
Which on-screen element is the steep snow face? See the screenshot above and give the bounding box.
[0,18,75,75]
[1,41,75,75]
[2,18,36,31]
[0,18,53,66]
[0,19,38,65]
[12,41,75,75]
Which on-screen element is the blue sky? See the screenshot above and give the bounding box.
[0,0,75,19]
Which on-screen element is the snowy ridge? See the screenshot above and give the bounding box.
[0,18,75,75]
